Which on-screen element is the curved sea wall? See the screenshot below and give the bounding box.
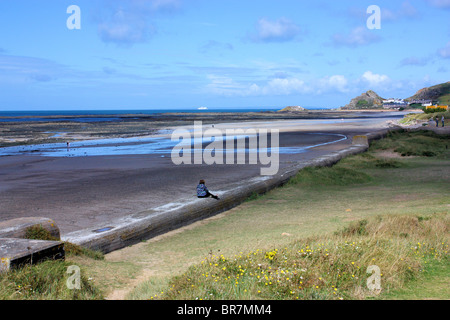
[63,127,400,254]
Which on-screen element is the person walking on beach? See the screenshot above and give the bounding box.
[197,180,220,200]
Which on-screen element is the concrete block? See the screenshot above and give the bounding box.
[0,238,65,273]
[352,135,369,146]
[0,217,60,240]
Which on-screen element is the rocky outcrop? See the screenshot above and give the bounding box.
[342,90,384,110]
[278,106,306,112]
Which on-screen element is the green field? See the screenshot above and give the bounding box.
[0,130,449,300]
[440,94,450,105]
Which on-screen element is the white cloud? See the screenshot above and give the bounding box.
[262,77,309,95]
[361,71,390,87]
[96,0,182,45]
[97,8,154,45]
[205,74,310,97]
[332,27,381,47]
[251,18,302,42]
[205,73,352,97]
[318,75,349,93]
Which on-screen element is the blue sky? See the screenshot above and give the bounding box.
[0,0,449,111]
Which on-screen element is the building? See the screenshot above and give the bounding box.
[408,99,433,106]
[383,98,407,109]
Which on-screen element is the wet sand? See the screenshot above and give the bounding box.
[0,114,400,235]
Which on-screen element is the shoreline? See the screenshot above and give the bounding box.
[62,129,390,253]
[0,110,410,148]
[0,113,408,253]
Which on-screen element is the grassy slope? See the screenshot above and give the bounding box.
[439,94,450,105]
[381,258,449,300]
[408,82,450,104]
[399,110,449,127]
[124,130,449,300]
[156,214,448,300]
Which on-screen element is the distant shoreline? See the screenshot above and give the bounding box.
[0,110,410,148]
[0,109,408,121]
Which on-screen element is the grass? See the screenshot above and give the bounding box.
[0,260,103,300]
[0,225,105,300]
[123,129,449,300]
[287,166,373,186]
[0,130,448,300]
[401,110,450,124]
[380,257,449,300]
[24,224,104,260]
[372,130,449,157]
[438,93,450,106]
[155,213,448,300]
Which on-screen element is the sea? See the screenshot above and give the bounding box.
[0,108,289,123]
[0,107,408,124]
[0,108,409,158]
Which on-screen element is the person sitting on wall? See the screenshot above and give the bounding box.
[197,180,220,200]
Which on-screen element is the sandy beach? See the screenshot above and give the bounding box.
[0,112,404,236]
